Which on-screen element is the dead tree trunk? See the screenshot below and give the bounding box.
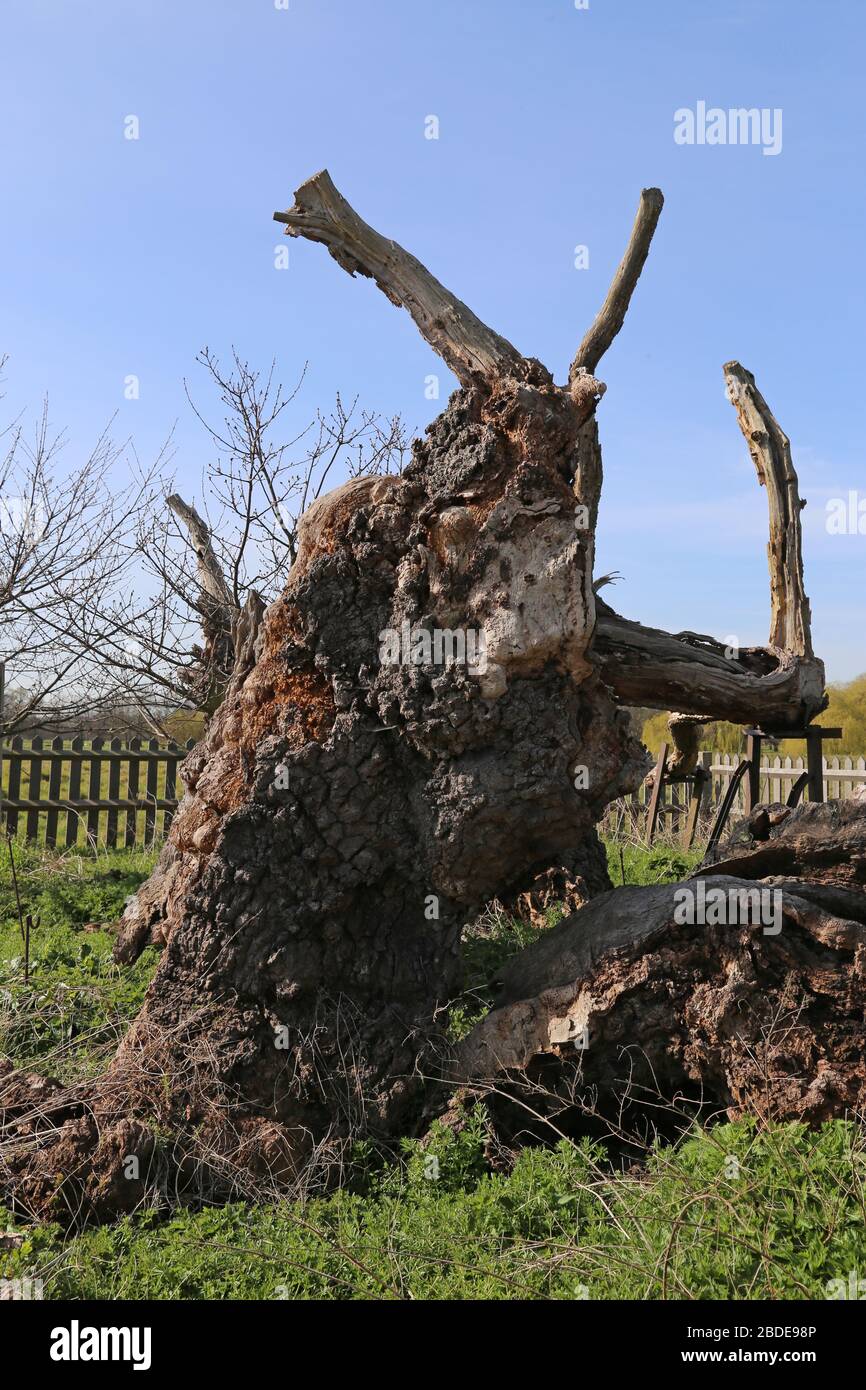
[0,173,832,1223]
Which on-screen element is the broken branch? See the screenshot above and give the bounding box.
[571,187,664,378]
[275,170,532,389]
[593,598,826,729]
[166,494,235,615]
[724,361,813,657]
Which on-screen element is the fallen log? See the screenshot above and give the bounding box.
[456,801,866,1138]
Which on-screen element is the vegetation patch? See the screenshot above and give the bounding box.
[2,841,863,1301]
[3,1114,864,1301]
[0,844,157,1080]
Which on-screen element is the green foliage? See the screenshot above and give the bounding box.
[3,1116,865,1300]
[604,839,702,886]
[0,840,156,931]
[0,843,158,1079]
[448,905,543,1041]
[162,710,206,744]
[821,673,866,756]
[402,1111,491,1194]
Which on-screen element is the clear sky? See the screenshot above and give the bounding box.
[2,0,864,679]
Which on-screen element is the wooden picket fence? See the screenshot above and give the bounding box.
[709,752,866,808]
[604,751,866,844]
[0,736,197,848]
[3,736,865,852]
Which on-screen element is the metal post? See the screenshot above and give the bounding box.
[806,728,824,803]
[744,730,763,814]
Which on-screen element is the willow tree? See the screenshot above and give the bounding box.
[2,175,840,1224]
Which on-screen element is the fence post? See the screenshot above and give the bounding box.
[5,736,22,839]
[645,743,668,845]
[683,752,710,849]
[126,737,141,848]
[744,732,763,815]
[106,737,122,848]
[144,739,159,845]
[698,751,712,811]
[66,735,84,847]
[26,736,43,843]
[806,728,824,803]
[45,736,64,848]
[87,738,104,846]
[164,742,180,837]
[839,755,852,799]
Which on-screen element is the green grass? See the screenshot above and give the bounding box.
[0,841,158,1080]
[2,838,863,1301]
[447,841,702,1041]
[3,1113,865,1299]
[605,839,703,887]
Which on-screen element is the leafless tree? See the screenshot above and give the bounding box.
[1,348,408,736]
[0,357,159,736]
[53,350,410,731]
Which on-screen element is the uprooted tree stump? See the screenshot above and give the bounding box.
[0,173,845,1225]
[456,800,866,1142]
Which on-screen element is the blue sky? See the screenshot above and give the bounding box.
[2,0,864,679]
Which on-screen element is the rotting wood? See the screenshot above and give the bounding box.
[456,801,866,1135]
[1,174,840,1224]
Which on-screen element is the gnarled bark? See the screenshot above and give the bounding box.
[593,600,825,728]
[1,173,834,1223]
[4,375,642,1222]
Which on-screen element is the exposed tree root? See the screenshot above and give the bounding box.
[455,802,866,1143]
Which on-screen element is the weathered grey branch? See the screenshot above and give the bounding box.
[571,188,663,534]
[455,801,866,1129]
[723,362,813,658]
[274,170,532,389]
[166,493,238,714]
[166,494,235,615]
[571,187,664,379]
[592,598,826,729]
